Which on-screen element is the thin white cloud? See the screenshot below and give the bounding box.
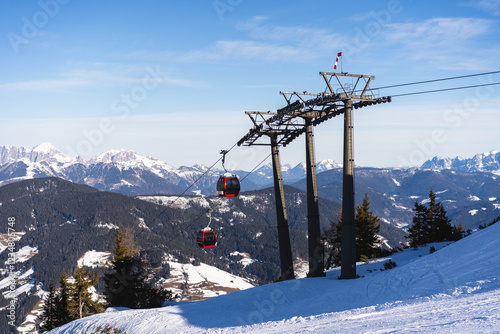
[235,15,270,30]
[125,17,346,64]
[386,17,492,43]
[0,64,207,92]
[0,77,89,92]
[123,15,497,72]
[382,17,496,70]
[236,16,344,47]
[468,0,500,15]
[213,40,315,62]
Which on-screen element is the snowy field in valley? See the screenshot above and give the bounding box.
[161,260,255,301]
[48,223,500,333]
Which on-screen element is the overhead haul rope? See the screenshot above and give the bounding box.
[371,70,500,91]
[239,153,272,183]
[150,151,272,246]
[160,209,211,247]
[145,142,235,227]
[390,82,500,98]
[345,70,500,96]
[145,142,272,227]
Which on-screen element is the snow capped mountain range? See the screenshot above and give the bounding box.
[0,142,76,166]
[0,143,218,194]
[1,143,500,199]
[0,143,342,195]
[0,143,171,169]
[422,150,500,174]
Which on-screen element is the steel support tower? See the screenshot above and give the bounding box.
[238,71,391,281]
[271,133,295,281]
[341,100,356,279]
[304,117,325,277]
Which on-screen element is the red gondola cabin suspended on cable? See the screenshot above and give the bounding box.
[197,228,217,249]
[217,172,240,197]
[197,209,217,249]
[217,149,240,197]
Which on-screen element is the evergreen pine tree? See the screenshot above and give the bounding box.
[408,202,428,247]
[113,223,133,261]
[40,279,57,331]
[425,188,455,243]
[323,211,342,269]
[407,187,458,247]
[452,223,466,241]
[433,201,453,242]
[54,269,72,327]
[69,267,104,319]
[355,194,381,260]
[104,224,174,309]
[426,188,438,241]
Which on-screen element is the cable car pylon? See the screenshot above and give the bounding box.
[270,134,295,281]
[238,66,391,281]
[304,117,324,277]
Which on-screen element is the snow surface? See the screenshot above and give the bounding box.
[48,223,500,333]
[5,245,38,264]
[469,195,481,201]
[77,250,111,268]
[18,267,34,280]
[0,232,24,254]
[161,259,255,301]
[392,178,401,186]
[96,222,119,229]
[230,251,256,268]
[140,195,210,210]
[3,282,34,299]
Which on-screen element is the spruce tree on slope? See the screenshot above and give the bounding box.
[324,194,382,267]
[104,224,174,309]
[69,267,104,319]
[407,188,458,247]
[355,193,381,261]
[324,211,342,269]
[54,269,72,327]
[431,197,453,242]
[40,279,57,331]
[408,202,428,248]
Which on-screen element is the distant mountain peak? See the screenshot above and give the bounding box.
[422,150,500,173]
[89,149,140,164]
[0,142,75,165]
[317,159,342,171]
[32,142,59,153]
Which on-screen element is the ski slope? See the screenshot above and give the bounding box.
[48,223,500,333]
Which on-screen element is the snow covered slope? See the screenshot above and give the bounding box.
[74,250,255,301]
[48,222,500,333]
[161,259,255,301]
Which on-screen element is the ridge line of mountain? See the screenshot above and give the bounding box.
[2,142,500,172]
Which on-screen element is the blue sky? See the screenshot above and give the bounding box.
[1,0,500,169]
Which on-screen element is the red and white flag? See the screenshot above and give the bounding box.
[334,52,342,70]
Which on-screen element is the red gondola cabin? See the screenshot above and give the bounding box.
[217,173,240,197]
[197,229,217,248]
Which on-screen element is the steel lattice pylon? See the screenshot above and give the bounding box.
[238,71,391,280]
